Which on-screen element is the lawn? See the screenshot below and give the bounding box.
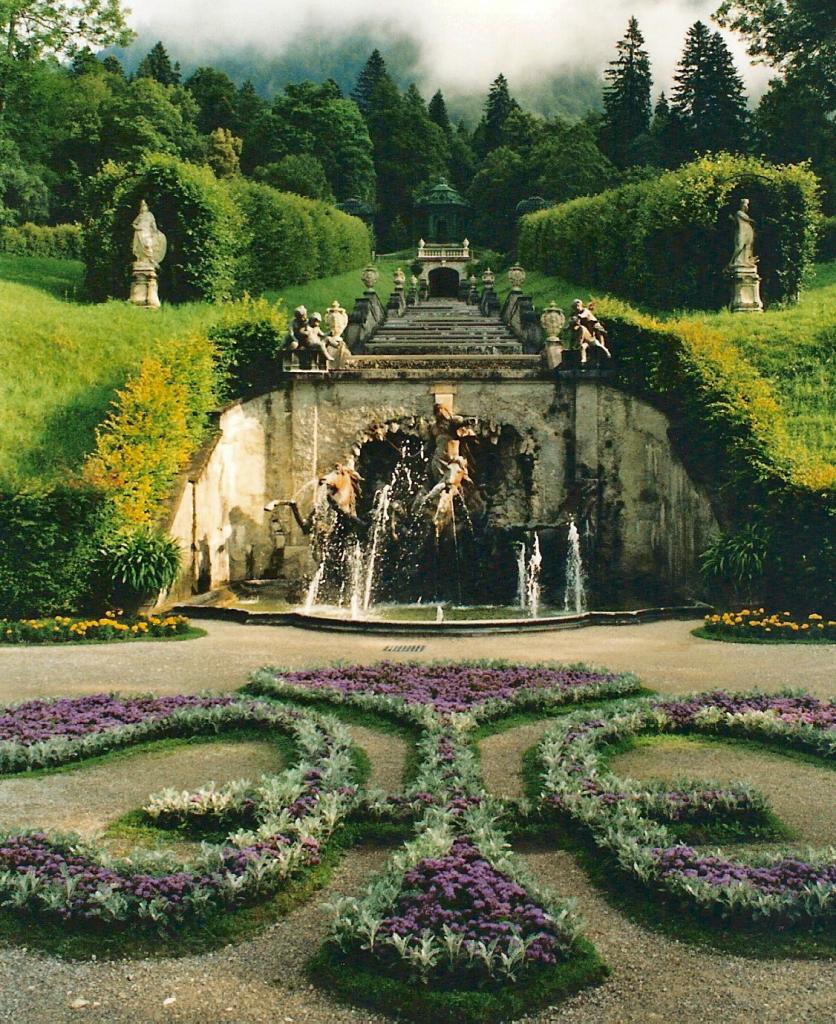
[0,256,396,489]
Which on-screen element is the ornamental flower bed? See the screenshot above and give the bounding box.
[0,612,192,644]
[375,837,565,976]
[700,610,834,642]
[248,661,639,722]
[0,700,358,927]
[535,692,836,926]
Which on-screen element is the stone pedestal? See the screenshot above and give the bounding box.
[728,264,763,313]
[130,259,161,309]
[542,341,564,371]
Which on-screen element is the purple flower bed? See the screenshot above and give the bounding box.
[0,693,237,745]
[653,846,836,894]
[0,831,317,922]
[659,692,836,730]
[378,837,560,966]
[275,662,622,713]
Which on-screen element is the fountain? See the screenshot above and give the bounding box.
[564,519,587,614]
[517,535,542,618]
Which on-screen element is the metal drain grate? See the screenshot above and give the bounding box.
[382,644,426,653]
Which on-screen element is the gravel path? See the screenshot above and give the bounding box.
[345,726,407,794]
[480,721,556,799]
[1,620,832,703]
[0,846,392,1024]
[517,846,834,1024]
[612,737,835,847]
[0,741,280,841]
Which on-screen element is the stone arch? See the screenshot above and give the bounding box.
[428,266,460,298]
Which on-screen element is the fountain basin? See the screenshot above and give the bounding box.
[171,601,709,635]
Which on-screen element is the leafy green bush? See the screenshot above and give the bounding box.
[700,523,772,601]
[83,155,245,303]
[106,526,182,600]
[0,488,112,619]
[83,333,220,526]
[0,223,83,260]
[520,154,821,309]
[208,295,288,397]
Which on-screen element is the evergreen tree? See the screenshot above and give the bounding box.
[235,81,265,138]
[601,17,652,167]
[135,41,181,86]
[352,49,388,117]
[671,22,748,157]
[475,73,519,156]
[428,90,452,138]
[186,66,238,133]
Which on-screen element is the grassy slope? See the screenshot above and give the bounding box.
[0,256,397,489]
[496,262,836,466]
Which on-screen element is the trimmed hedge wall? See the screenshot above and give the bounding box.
[0,223,84,261]
[84,156,371,303]
[598,297,835,608]
[519,155,821,310]
[819,216,836,261]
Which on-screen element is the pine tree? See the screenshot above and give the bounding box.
[136,41,180,86]
[352,49,388,117]
[477,73,519,156]
[671,22,748,157]
[601,17,652,167]
[428,90,452,138]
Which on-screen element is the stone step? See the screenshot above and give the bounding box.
[367,343,523,356]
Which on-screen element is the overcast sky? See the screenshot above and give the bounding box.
[125,0,773,98]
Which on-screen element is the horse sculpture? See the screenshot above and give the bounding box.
[265,463,366,538]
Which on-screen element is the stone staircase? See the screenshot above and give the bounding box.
[363,301,523,357]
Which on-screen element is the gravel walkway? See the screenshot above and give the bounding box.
[345,726,407,794]
[1,620,832,703]
[612,737,835,847]
[517,847,834,1024]
[0,847,392,1024]
[480,721,556,799]
[0,741,280,841]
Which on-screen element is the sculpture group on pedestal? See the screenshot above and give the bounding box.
[129,200,166,308]
[282,301,351,371]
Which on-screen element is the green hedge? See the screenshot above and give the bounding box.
[599,298,835,608]
[84,157,371,303]
[84,155,244,303]
[0,223,84,261]
[232,179,371,293]
[818,216,836,260]
[519,154,821,310]
[0,488,112,619]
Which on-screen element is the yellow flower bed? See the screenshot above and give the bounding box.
[0,611,192,645]
[702,609,834,642]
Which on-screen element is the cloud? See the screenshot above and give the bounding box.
[126,0,774,97]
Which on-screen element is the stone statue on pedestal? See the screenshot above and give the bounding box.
[129,200,166,309]
[727,198,764,313]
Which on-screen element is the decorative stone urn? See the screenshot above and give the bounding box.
[393,267,406,290]
[418,238,425,253]
[507,264,526,292]
[482,267,495,289]
[325,299,349,341]
[361,264,379,293]
[540,301,565,342]
[540,300,566,370]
